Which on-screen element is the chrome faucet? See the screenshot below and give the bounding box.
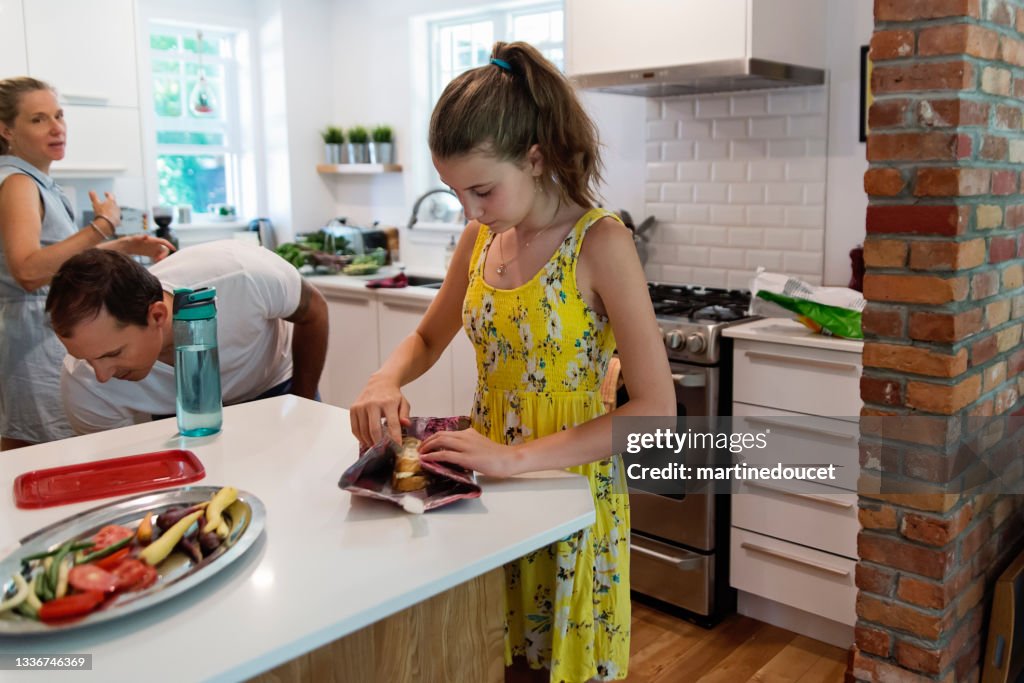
[407,188,460,230]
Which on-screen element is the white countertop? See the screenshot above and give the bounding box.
[723,318,864,354]
[308,270,441,303]
[0,397,595,682]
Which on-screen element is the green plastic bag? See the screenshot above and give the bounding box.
[756,290,863,339]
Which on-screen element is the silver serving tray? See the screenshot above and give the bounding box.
[0,486,265,635]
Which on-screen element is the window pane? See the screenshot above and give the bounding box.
[153,78,182,117]
[150,34,178,51]
[182,36,220,56]
[152,59,179,75]
[185,63,224,79]
[156,154,227,211]
[513,13,549,44]
[156,131,225,146]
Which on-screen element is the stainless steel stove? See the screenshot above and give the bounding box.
[627,283,757,625]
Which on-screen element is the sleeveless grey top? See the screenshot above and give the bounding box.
[0,155,76,301]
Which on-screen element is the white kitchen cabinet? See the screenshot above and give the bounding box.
[0,0,27,76]
[723,317,863,648]
[320,288,380,409]
[565,0,826,77]
[377,296,454,417]
[23,0,139,107]
[51,105,143,178]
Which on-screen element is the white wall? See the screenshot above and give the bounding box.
[823,0,873,285]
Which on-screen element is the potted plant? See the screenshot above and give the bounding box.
[347,126,369,163]
[321,126,345,164]
[369,125,394,164]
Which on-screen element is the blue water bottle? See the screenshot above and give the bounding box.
[172,287,223,436]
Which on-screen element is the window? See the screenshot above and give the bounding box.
[148,24,243,216]
[429,3,564,105]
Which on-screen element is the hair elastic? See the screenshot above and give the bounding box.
[490,57,512,72]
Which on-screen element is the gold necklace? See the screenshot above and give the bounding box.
[496,197,561,277]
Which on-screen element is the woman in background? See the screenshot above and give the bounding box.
[0,77,174,449]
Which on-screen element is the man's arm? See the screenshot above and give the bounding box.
[284,279,329,399]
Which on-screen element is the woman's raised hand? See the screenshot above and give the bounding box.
[107,234,176,262]
[87,190,121,232]
[350,376,410,448]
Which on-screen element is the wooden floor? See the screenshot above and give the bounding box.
[624,603,848,682]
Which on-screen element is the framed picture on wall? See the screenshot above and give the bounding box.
[859,45,872,142]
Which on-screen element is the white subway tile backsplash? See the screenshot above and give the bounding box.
[731,140,767,160]
[696,141,730,160]
[785,206,824,228]
[648,120,679,140]
[710,205,746,225]
[694,183,729,203]
[783,251,824,274]
[709,248,746,268]
[646,163,677,182]
[728,183,764,205]
[713,119,746,139]
[695,97,731,118]
[748,160,786,181]
[731,94,768,116]
[764,228,805,250]
[663,140,696,161]
[749,117,787,139]
[681,120,713,139]
[729,227,765,248]
[765,183,804,205]
[692,226,730,246]
[645,89,827,286]
[661,182,695,202]
[677,161,712,181]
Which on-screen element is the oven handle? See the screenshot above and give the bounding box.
[631,542,705,570]
[740,542,850,577]
[741,480,854,509]
[671,371,706,388]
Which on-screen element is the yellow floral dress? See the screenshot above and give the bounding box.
[462,207,630,682]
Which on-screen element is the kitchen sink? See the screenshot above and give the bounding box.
[405,275,444,288]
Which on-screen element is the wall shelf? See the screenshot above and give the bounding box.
[317,163,403,175]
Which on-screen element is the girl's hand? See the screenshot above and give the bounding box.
[103,234,176,261]
[350,377,410,447]
[88,191,121,230]
[419,428,525,478]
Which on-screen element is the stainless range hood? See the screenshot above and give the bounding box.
[572,58,826,98]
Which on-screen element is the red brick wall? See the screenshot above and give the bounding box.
[856,0,1024,680]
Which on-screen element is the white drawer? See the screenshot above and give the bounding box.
[732,477,858,559]
[731,402,860,492]
[730,527,857,625]
[732,339,863,419]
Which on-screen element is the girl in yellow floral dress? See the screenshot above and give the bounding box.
[351,41,675,683]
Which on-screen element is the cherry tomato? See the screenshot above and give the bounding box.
[68,564,119,594]
[88,525,134,554]
[113,559,158,592]
[38,591,106,622]
[94,547,130,571]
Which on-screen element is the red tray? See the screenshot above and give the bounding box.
[13,450,205,509]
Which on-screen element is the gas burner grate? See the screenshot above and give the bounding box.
[648,283,753,322]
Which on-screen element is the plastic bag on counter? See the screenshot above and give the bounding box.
[338,416,480,513]
[750,268,865,339]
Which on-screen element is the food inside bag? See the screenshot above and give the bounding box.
[338,416,481,513]
[751,269,865,339]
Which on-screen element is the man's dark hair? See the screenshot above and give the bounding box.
[46,249,164,337]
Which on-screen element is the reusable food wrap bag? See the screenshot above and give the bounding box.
[338,416,481,513]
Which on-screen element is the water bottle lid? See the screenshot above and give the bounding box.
[172,287,217,320]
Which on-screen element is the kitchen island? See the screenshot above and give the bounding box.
[0,396,596,682]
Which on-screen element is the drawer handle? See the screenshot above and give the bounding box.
[742,480,854,509]
[740,541,850,577]
[741,416,857,442]
[744,350,860,374]
[60,92,110,104]
[631,543,704,570]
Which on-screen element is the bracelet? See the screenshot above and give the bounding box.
[93,214,118,235]
[87,221,113,241]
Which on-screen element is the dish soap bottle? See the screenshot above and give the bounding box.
[173,287,223,436]
[444,235,456,270]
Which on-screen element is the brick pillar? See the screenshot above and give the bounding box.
[854,0,1024,680]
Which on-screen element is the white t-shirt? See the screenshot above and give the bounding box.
[62,240,302,434]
